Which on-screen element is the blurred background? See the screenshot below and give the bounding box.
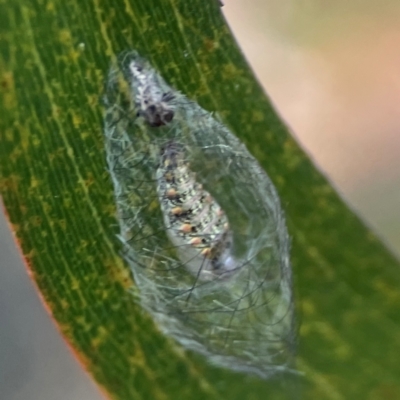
[1,1,400,398]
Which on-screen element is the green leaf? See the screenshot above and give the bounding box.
[1,1,400,399]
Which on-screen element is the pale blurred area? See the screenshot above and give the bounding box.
[1,1,400,399]
[224,0,400,254]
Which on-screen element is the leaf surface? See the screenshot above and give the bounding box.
[1,0,400,399]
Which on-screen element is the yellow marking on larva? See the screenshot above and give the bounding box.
[204,194,212,203]
[171,207,183,216]
[164,172,173,182]
[180,223,193,233]
[201,248,211,257]
[166,188,177,198]
[190,237,203,246]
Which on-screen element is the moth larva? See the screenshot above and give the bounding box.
[156,141,237,281]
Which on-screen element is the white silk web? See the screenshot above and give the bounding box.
[103,51,296,379]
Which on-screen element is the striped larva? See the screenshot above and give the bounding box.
[156,141,237,281]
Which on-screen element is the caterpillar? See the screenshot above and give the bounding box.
[156,141,237,281]
[103,50,296,379]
